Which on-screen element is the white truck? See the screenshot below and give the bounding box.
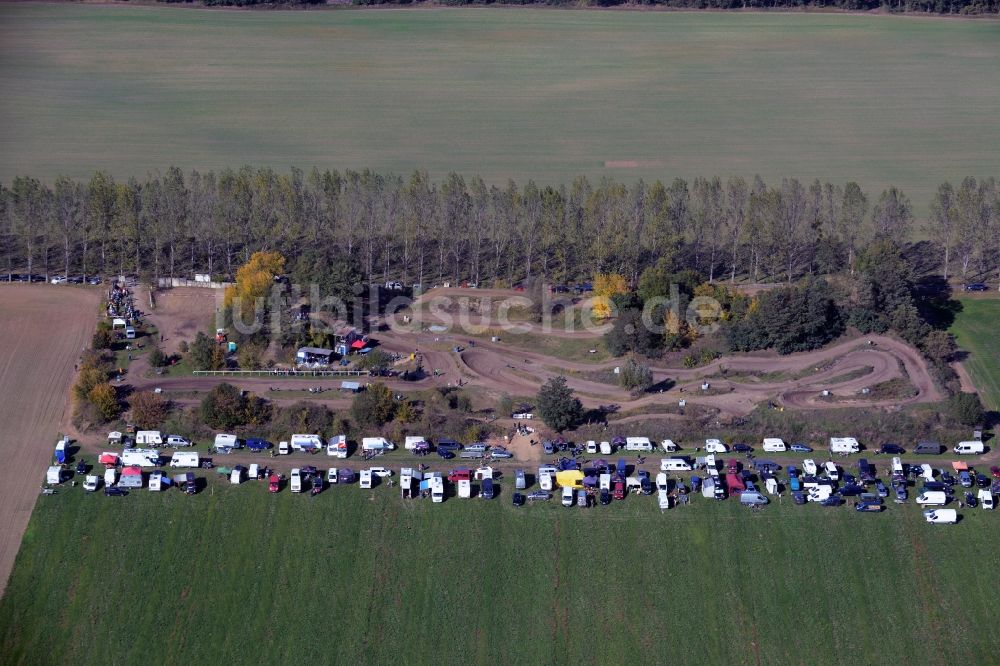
[135,430,163,446]
[660,458,692,472]
[121,448,160,467]
[829,437,860,454]
[169,451,200,468]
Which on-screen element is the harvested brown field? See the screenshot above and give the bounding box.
[144,286,221,356]
[0,285,99,595]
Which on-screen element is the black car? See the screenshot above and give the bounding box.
[75,460,88,475]
[838,484,865,496]
[436,439,463,452]
[733,443,753,454]
[879,443,906,455]
[512,492,525,507]
[820,496,843,507]
[599,488,611,505]
[964,283,988,292]
[640,477,653,495]
[105,487,127,496]
[977,473,991,488]
[437,449,455,460]
[940,471,956,486]
[791,491,807,505]
[965,491,978,507]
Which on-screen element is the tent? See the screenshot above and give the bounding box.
[351,340,366,350]
[951,461,969,472]
[555,470,584,489]
[99,452,119,467]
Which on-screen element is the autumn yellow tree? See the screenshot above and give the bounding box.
[224,251,286,318]
[592,273,628,319]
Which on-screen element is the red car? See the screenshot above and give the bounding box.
[447,468,472,483]
[613,481,625,500]
[268,473,281,493]
[991,466,1000,480]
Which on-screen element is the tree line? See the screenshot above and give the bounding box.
[2,168,998,289]
[161,0,1000,15]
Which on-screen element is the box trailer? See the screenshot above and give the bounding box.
[149,471,164,491]
[135,430,163,446]
[55,436,68,464]
[104,467,118,487]
[762,438,786,452]
[121,448,160,467]
[404,436,428,450]
[45,466,64,485]
[625,437,653,452]
[119,466,143,489]
[213,433,240,451]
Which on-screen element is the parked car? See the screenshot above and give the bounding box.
[268,474,281,493]
[491,448,513,459]
[543,441,556,455]
[576,489,588,508]
[165,435,192,447]
[879,443,905,455]
[964,282,988,292]
[561,486,575,507]
[874,480,889,498]
[976,473,991,488]
[959,470,973,487]
[370,467,393,478]
[245,438,272,452]
[820,496,843,507]
[855,500,883,512]
[437,449,455,459]
[733,443,753,454]
[104,486,127,497]
[790,443,813,453]
[436,439,463,452]
[527,490,552,502]
[613,480,625,500]
[512,492,525,507]
[599,488,611,505]
[481,478,495,500]
[83,475,99,492]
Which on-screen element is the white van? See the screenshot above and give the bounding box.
[278,441,290,455]
[359,469,373,489]
[808,486,832,502]
[762,438,786,452]
[327,435,348,458]
[290,468,302,493]
[978,489,994,510]
[704,439,727,453]
[585,440,598,454]
[923,509,957,524]
[660,458,692,472]
[214,433,239,451]
[916,491,948,506]
[361,437,395,452]
[290,434,323,452]
[135,430,163,446]
[830,437,860,454]
[625,437,653,452]
[920,464,934,482]
[953,441,984,455]
[121,448,160,467]
[168,451,200,468]
[165,435,192,447]
[891,457,904,476]
[823,461,839,480]
[561,486,575,507]
[599,441,612,455]
[660,439,679,453]
[599,473,611,491]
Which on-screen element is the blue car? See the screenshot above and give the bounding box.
[245,438,272,452]
[436,439,463,451]
[958,471,973,487]
[437,449,455,460]
[874,480,889,498]
[790,443,812,453]
[512,492,525,507]
[820,496,843,507]
[733,443,753,454]
[481,478,495,500]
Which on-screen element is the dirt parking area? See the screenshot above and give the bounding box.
[0,285,99,596]
[144,287,221,355]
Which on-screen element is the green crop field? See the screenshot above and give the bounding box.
[2,5,1000,216]
[950,296,1000,411]
[1,482,998,665]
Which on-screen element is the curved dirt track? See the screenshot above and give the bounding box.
[0,285,100,596]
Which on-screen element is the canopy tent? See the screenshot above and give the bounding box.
[555,470,584,489]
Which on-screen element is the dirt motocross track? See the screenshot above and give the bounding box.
[0,285,99,596]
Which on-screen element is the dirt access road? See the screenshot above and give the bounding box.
[0,285,99,596]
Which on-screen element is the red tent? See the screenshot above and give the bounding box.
[350,339,366,350]
[99,452,119,467]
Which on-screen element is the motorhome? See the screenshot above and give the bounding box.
[213,433,240,451]
[829,437,860,454]
[290,434,323,452]
[168,451,199,468]
[121,448,160,467]
[361,437,395,452]
[704,439,727,453]
[660,458,692,472]
[327,435,349,458]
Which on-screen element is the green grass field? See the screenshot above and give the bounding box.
[2,482,998,665]
[2,6,1000,216]
[950,296,1000,411]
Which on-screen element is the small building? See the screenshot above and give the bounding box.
[340,381,362,393]
[296,347,335,366]
[332,326,368,356]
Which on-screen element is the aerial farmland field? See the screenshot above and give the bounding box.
[950,296,1000,411]
[2,5,1000,215]
[1,484,998,665]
